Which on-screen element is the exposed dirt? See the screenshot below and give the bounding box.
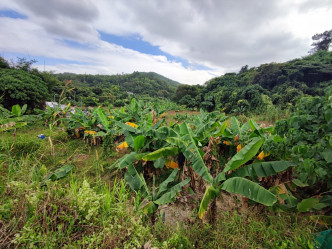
[158,188,256,226]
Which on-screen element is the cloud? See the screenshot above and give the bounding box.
[0,0,331,84]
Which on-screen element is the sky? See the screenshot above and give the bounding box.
[0,0,331,85]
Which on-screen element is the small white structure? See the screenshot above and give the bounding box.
[45,102,68,110]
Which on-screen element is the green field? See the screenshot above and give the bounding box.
[1,94,331,248]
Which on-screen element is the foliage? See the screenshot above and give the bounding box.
[273,86,332,190]
[0,69,49,110]
[310,29,332,54]
[175,51,332,114]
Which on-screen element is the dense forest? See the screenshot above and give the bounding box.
[55,71,180,106]
[0,58,180,109]
[1,50,331,114]
[174,50,332,114]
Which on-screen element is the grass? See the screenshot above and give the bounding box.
[0,122,323,248]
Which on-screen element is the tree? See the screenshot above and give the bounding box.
[0,69,49,110]
[0,57,10,69]
[310,29,332,54]
[15,57,38,71]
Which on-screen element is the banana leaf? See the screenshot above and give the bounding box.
[134,135,146,151]
[221,177,277,206]
[156,168,179,197]
[222,137,264,173]
[154,178,190,205]
[142,147,178,161]
[229,161,295,178]
[111,152,137,169]
[198,185,218,219]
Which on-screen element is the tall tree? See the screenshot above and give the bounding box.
[310,29,332,53]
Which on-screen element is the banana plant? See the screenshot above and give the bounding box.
[151,122,294,219]
[197,137,296,219]
[124,165,190,222]
[0,104,28,135]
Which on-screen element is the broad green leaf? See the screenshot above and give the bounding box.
[230,117,240,136]
[142,147,178,161]
[166,137,187,148]
[125,164,150,198]
[156,168,178,197]
[222,137,264,174]
[114,120,137,132]
[155,126,173,140]
[321,149,332,163]
[46,164,74,181]
[240,122,251,137]
[229,161,295,178]
[134,135,146,152]
[297,198,319,212]
[124,130,135,148]
[154,178,190,205]
[292,179,309,187]
[111,152,137,169]
[11,105,21,117]
[221,177,277,206]
[198,185,217,219]
[154,157,166,169]
[249,120,263,137]
[21,104,27,115]
[149,118,164,131]
[97,108,109,130]
[212,121,228,137]
[181,123,213,184]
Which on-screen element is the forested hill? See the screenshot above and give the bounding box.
[174,50,332,113]
[55,71,180,98]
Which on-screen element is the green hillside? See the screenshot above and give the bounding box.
[174,50,332,115]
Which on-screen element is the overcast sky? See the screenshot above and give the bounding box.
[0,0,331,84]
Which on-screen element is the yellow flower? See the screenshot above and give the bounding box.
[125,122,138,128]
[62,110,66,114]
[159,113,166,118]
[116,141,129,151]
[67,103,71,107]
[257,151,265,160]
[108,116,114,119]
[223,141,230,146]
[237,144,242,153]
[165,160,179,169]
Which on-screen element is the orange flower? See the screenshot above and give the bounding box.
[125,122,138,128]
[257,151,265,160]
[116,141,128,151]
[165,160,179,169]
[84,130,97,135]
[234,134,239,143]
[223,141,230,146]
[236,144,242,153]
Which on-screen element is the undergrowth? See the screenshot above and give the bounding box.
[0,124,320,248]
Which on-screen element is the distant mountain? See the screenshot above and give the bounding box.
[55,71,182,101]
[142,72,181,87]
